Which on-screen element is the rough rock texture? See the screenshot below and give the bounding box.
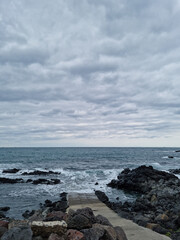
[107,165,179,193]
[31,220,67,237]
[66,229,85,240]
[106,165,180,239]
[1,226,32,240]
[82,223,127,240]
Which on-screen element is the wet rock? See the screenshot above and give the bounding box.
[0,207,10,212]
[26,179,33,183]
[32,178,61,185]
[175,150,180,152]
[31,220,67,238]
[107,165,178,193]
[22,170,60,176]
[169,169,180,174]
[1,226,32,240]
[22,209,35,219]
[95,190,109,203]
[0,212,6,218]
[168,156,174,159]
[66,229,85,240]
[106,165,180,237]
[0,177,24,184]
[2,168,20,174]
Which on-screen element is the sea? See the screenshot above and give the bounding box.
[0,147,180,219]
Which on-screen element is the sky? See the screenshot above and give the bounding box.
[0,0,180,147]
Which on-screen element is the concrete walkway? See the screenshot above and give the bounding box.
[68,193,170,240]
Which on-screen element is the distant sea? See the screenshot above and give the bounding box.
[0,147,179,218]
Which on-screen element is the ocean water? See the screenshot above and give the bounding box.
[0,147,180,218]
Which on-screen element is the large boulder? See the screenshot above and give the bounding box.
[31,221,67,238]
[67,214,92,230]
[107,165,179,194]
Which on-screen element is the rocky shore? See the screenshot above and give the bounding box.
[0,192,127,240]
[95,165,180,240]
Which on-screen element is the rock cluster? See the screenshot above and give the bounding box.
[0,193,127,240]
[103,165,180,240]
[1,169,61,185]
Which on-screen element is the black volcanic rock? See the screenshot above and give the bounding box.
[107,165,179,194]
[32,178,60,185]
[169,169,180,174]
[22,170,60,176]
[2,168,20,174]
[0,177,24,184]
[95,191,109,203]
[0,207,10,212]
[106,165,180,239]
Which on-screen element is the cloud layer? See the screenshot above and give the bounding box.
[0,0,180,147]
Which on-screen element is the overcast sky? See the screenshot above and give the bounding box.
[0,0,180,147]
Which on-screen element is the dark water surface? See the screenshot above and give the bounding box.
[0,147,179,218]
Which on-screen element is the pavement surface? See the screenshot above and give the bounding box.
[68,192,171,240]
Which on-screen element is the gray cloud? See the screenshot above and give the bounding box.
[0,0,180,147]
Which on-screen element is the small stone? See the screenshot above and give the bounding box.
[155,213,169,222]
[151,195,157,203]
[146,223,159,230]
[67,229,85,240]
